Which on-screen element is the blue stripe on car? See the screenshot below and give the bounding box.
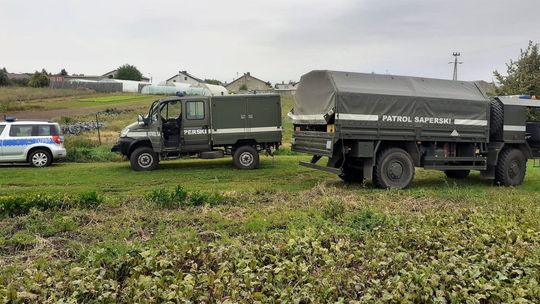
[0,138,55,146]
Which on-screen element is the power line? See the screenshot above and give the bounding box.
[449,52,463,80]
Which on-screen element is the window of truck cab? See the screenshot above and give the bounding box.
[186,101,205,120]
[0,125,5,136]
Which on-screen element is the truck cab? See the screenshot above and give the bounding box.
[113,94,282,171]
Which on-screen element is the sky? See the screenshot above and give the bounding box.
[0,0,537,84]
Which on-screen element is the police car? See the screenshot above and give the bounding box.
[0,117,66,167]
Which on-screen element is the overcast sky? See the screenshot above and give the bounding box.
[0,0,537,84]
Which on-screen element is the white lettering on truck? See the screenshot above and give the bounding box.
[381,115,452,125]
[183,129,208,135]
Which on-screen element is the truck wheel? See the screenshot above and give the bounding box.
[233,145,259,170]
[495,148,526,186]
[29,149,52,168]
[130,147,158,171]
[490,98,504,139]
[373,148,415,189]
[444,170,470,179]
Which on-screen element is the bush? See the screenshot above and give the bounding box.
[78,191,103,208]
[0,195,74,217]
[28,70,50,88]
[272,147,302,156]
[0,191,104,217]
[25,209,79,237]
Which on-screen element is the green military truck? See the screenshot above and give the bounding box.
[290,70,540,189]
[112,94,282,171]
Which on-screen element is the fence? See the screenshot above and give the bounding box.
[50,81,123,93]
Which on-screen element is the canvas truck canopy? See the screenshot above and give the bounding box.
[292,70,490,128]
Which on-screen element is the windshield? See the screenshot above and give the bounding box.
[148,100,160,122]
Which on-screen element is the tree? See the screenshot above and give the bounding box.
[115,64,143,81]
[60,68,68,76]
[28,70,50,88]
[0,67,10,86]
[494,41,540,120]
[204,79,223,86]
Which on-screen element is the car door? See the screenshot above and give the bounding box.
[4,124,33,161]
[181,99,211,152]
[0,124,6,158]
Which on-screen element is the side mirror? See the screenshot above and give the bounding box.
[137,114,146,125]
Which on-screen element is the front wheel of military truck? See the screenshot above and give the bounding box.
[373,148,415,189]
[130,147,159,171]
[233,145,260,170]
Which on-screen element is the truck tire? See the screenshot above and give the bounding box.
[130,147,158,171]
[490,98,504,139]
[495,148,526,186]
[444,170,470,179]
[28,149,52,168]
[233,145,259,170]
[373,148,415,189]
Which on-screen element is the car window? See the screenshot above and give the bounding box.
[186,101,204,120]
[0,125,5,136]
[37,125,59,136]
[161,101,182,120]
[9,125,33,137]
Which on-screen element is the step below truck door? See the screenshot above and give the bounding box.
[211,96,247,145]
[246,95,282,142]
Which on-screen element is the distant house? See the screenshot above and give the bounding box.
[7,73,31,81]
[103,69,150,82]
[165,70,203,86]
[225,72,272,93]
[274,81,299,96]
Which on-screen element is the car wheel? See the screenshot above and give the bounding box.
[29,149,52,168]
[373,148,415,189]
[233,145,259,170]
[130,147,158,171]
[444,170,470,179]
[495,148,526,186]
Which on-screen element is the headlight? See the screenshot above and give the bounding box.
[120,128,129,137]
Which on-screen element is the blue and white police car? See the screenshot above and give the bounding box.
[0,117,66,167]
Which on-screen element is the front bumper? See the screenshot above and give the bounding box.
[111,137,135,155]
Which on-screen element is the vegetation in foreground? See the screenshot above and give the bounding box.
[1,157,540,302]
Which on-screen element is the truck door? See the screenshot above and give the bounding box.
[210,96,247,145]
[181,99,211,152]
[247,95,282,133]
[160,100,182,150]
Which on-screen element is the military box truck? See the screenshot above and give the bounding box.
[112,94,281,171]
[290,70,540,189]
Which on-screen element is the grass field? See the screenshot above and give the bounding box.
[2,89,540,302]
[1,158,540,302]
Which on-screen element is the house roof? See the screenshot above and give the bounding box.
[166,70,203,83]
[226,73,270,88]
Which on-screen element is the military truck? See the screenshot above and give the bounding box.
[112,94,282,171]
[290,70,540,189]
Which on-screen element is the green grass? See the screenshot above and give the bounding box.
[1,161,540,302]
[78,95,152,103]
[0,87,96,103]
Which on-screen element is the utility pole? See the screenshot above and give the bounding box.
[449,52,463,81]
